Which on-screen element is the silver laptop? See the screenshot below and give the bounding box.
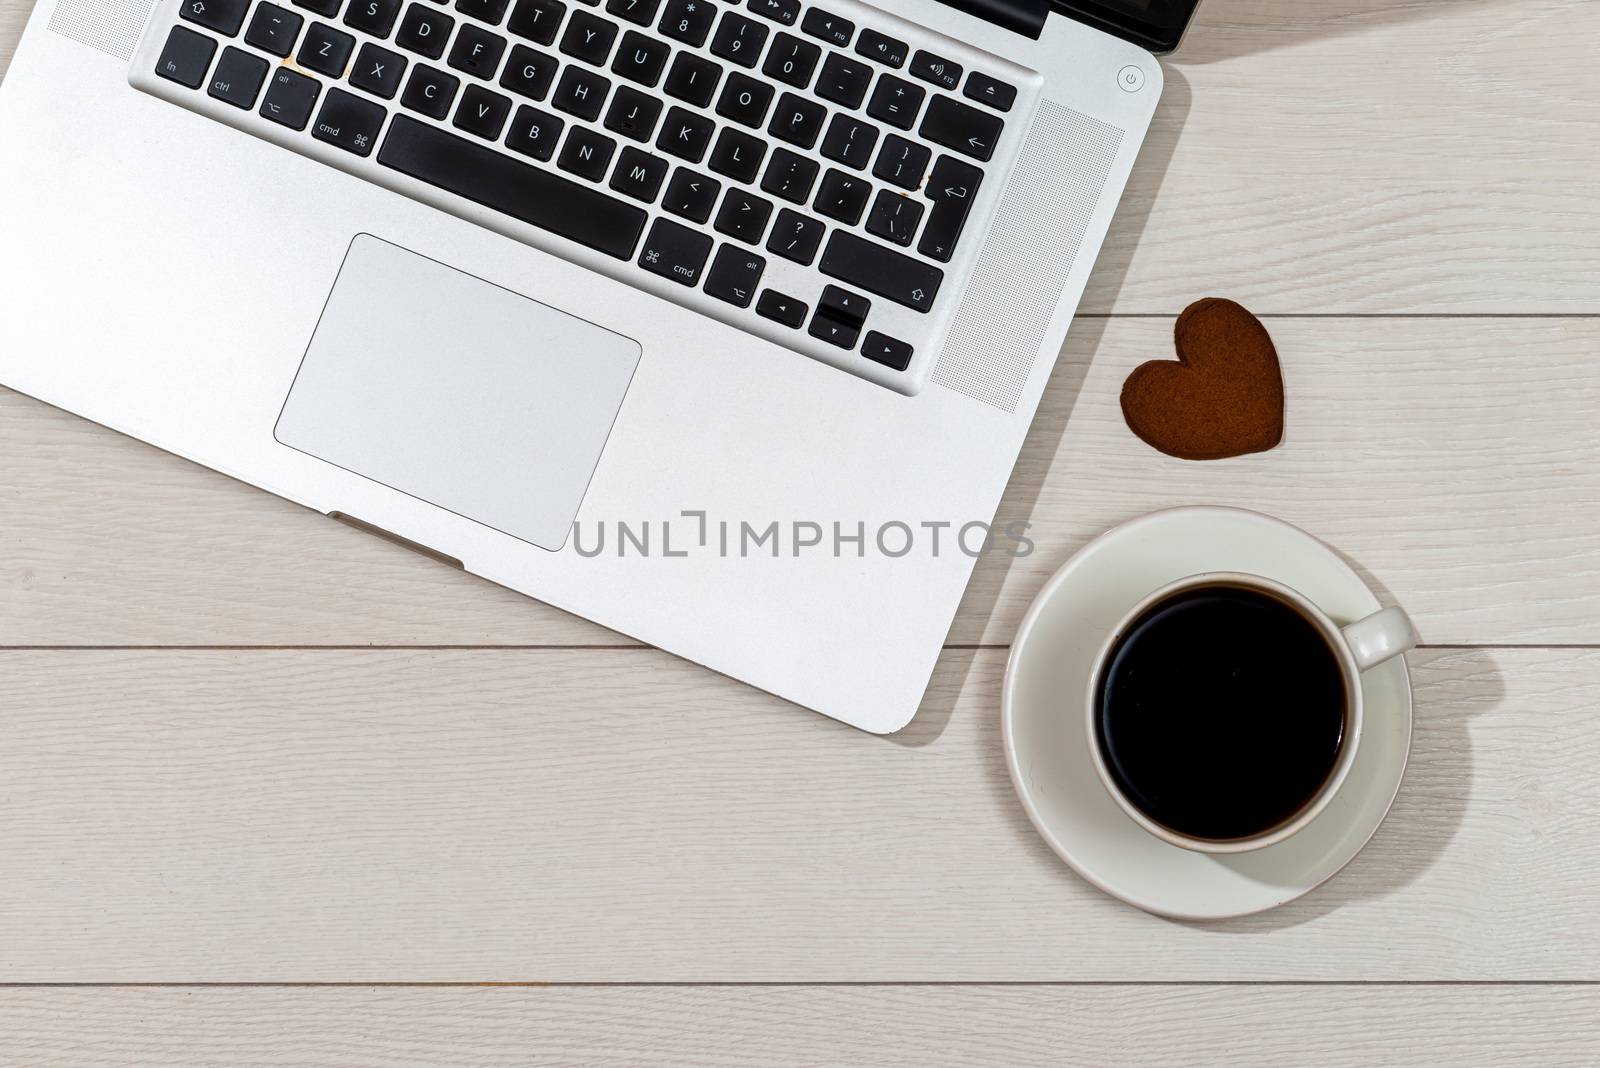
[0,0,1193,732]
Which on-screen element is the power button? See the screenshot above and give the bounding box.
[1117,65,1146,93]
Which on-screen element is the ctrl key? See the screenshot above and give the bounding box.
[312,88,388,158]
[155,26,217,90]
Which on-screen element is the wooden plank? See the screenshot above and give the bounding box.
[0,2,23,79]
[0,1,1595,312]
[1,647,1595,981]
[6,318,1597,647]
[1090,0,1600,313]
[2,985,1599,1066]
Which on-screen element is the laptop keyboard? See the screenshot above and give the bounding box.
[144,0,1028,392]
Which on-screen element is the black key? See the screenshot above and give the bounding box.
[345,0,404,38]
[812,167,869,224]
[604,85,662,139]
[919,154,981,262]
[658,0,714,46]
[854,27,905,67]
[963,70,1015,112]
[704,246,765,307]
[551,64,610,119]
[559,10,617,63]
[761,32,819,88]
[662,167,720,222]
[505,103,564,159]
[313,86,387,155]
[909,49,960,92]
[454,83,512,138]
[764,208,823,265]
[292,0,342,15]
[180,0,250,36]
[819,231,941,312]
[920,94,1002,161]
[760,147,817,203]
[397,4,455,59]
[714,188,773,244]
[298,22,356,78]
[747,0,797,25]
[245,3,305,57]
[637,217,712,286]
[378,114,648,257]
[403,64,461,117]
[207,46,269,108]
[154,25,216,89]
[707,126,765,183]
[260,66,321,129]
[709,12,767,68]
[800,6,851,47]
[871,133,929,189]
[656,105,714,162]
[605,0,660,26]
[865,188,922,247]
[558,125,617,179]
[610,30,669,86]
[808,310,857,348]
[610,146,669,201]
[499,44,558,100]
[861,331,912,371]
[458,0,512,23]
[866,74,923,131]
[767,92,824,148]
[508,0,567,45]
[814,52,869,109]
[757,289,807,328]
[819,113,877,170]
[819,283,869,326]
[663,51,721,106]
[449,24,508,78]
[350,42,407,99]
[715,71,772,127]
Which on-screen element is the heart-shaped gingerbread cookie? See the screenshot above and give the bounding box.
[1120,298,1285,461]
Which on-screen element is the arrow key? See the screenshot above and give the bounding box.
[757,289,809,329]
[918,155,983,263]
[919,95,1002,163]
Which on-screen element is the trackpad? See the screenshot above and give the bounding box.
[275,235,641,551]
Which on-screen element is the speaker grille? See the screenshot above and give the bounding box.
[931,100,1123,413]
[49,0,153,60]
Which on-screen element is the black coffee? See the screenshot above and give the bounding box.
[1094,585,1347,842]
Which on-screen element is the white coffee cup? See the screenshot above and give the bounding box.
[1084,572,1417,854]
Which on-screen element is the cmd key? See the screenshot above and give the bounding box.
[637,218,713,286]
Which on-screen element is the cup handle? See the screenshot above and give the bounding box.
[1341,606,1418,672]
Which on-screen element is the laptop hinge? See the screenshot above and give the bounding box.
[937,0,1048,39]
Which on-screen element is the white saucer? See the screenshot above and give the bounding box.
[1001,507,1413,920]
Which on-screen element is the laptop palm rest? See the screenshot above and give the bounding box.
[275,235,641,552]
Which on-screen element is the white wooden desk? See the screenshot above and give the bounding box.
[2,0,1598,1062]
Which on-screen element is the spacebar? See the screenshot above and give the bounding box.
[377,115,648,260]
